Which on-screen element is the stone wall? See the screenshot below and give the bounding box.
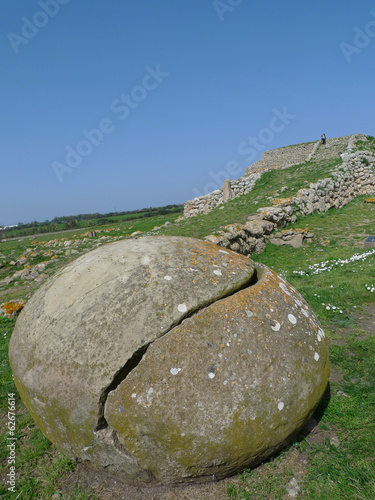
[244,141,317,175]
[183,172,261,217]
[183,135,366,219]
[204,149,375,256]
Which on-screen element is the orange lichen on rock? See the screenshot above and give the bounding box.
[273,197,293,206]
[365,198,375,203]
[1,300,26,318]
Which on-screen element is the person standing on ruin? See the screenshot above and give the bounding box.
[321,133,326,144]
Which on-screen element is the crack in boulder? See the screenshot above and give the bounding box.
[95,268,259,432]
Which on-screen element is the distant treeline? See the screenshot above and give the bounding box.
[0,204,183,238]
[51,204,183,223]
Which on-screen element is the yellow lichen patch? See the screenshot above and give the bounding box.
[1,300,26,317]
[26,251,38,258]
[273,197,293,206]
[365,198,375,203]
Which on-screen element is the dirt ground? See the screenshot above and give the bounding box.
[60,304,375,500]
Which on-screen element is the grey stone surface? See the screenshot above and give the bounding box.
[184,134,370,219]
[10,237,329,485]
[204,147,375,257]
[222,179,233,202]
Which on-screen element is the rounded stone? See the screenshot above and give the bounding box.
[9,236,329,485]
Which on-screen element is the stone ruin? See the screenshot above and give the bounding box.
[184,134,371,219]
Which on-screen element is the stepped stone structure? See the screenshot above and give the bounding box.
[244,141,317,175]
[184,134,368,218]
[204,148,375,256]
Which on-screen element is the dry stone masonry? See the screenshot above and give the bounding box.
[244,141,318,175]
[204,148,375,256]
[9,236,329,485]
[184,134,368,219]
[183,172,261,217]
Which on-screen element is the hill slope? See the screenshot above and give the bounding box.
[1,134,375,500]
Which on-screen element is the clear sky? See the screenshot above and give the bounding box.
[1,0,374,225]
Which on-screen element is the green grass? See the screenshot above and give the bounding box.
[1,137,375,498]
[227,465,291,499]
[160,157,342,240]
[302,337,375,499]
[1,206,184,240]
[1,316,93,499]
[217,192,375,498]
[356,135,375,154]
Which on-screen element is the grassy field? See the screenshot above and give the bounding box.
[1,142,375,498]
[1,205,183,239]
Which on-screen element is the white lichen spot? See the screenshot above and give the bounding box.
[317,333,322,342]
[219,249,229,255]
[178,303,188,313]
[207,365,217,379]
[271,320,281,332]
[164,275,172,281]
[247,349,253,355]
[301,308,309,318]
[214,269,222,276]
[223,380,228,385]
[288,314,297,324]
[170,367,181,375]
[181,432,185,437]
[131,393,137,399]
[279,282,291,296]
[246,310,253,317]
[278,402,284,411]
[141,255,151,265]
[145,387,154,406]
[318,328,325,338]
[314,352,320,362]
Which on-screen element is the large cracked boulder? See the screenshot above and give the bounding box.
[9,236,329,484]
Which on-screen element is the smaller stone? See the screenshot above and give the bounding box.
[330,434,340,448]
[336,390,349,398]
[0,300,26,318]
[286,477,300,498]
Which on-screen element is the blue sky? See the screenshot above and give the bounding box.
[1,0,374,225]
